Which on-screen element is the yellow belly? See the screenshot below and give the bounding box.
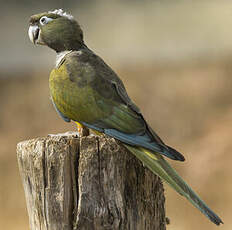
[49,64,106,123]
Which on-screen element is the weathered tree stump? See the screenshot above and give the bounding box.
[17,132,166,230]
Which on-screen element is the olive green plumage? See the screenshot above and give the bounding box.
[29,11,83,51]
[50,49,145,134]
[28,9,223,225]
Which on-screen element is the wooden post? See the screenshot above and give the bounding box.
[17,133,166,230]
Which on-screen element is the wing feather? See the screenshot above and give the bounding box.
[57,48,185,161]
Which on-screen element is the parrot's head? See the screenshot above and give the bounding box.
[28,9,84,52]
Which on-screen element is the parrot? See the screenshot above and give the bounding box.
[28,9,223,225]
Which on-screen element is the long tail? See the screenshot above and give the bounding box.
[124,144,223,225]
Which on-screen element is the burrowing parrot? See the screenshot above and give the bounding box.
[28,9,223,225]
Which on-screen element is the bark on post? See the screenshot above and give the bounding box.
[17,132,166,230]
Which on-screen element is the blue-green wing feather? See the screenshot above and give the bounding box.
[82,123,184,161]
[53,49,185,161]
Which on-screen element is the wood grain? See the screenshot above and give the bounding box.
[17,133,166,230]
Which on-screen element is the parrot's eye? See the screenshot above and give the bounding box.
[40,16,53,26]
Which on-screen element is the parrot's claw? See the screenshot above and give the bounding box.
[75,122,89,137]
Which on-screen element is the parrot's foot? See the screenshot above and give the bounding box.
[75,122,89,137]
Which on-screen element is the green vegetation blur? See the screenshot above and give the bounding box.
[0,1,230,230]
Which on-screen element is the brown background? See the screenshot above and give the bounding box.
[0,1,231,229]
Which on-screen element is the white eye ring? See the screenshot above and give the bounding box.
[40,16,53,26]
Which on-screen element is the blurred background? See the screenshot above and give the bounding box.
[0,0,231,229]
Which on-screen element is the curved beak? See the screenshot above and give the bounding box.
[28,25,40,44]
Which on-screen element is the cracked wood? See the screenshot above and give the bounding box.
[17,132,166,230]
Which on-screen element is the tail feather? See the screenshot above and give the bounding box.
[124,144,223,225]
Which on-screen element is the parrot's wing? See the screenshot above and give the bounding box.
[64,49,185,161]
